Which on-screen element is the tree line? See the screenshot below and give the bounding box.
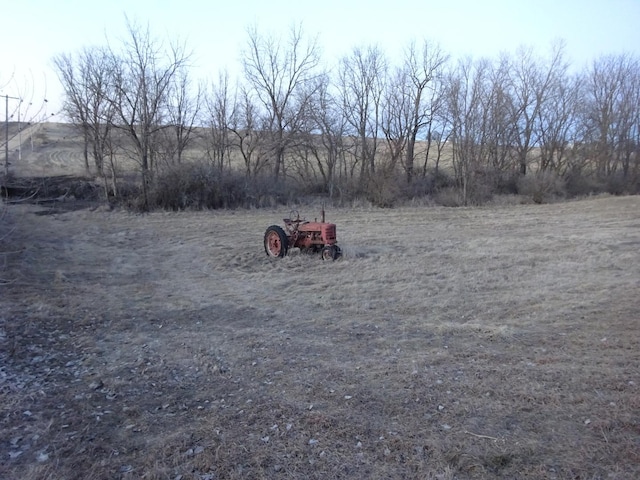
[54,19,640,208]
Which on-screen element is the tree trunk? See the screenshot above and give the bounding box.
[405,132,416,184]
[83,126,90,174]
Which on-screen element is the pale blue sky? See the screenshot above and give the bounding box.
[1,0,639,120]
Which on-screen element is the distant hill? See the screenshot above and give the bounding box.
[4,122,88,177]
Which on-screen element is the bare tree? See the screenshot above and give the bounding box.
[308,73,347,194]
[402,40,449,183]
[447,57,493,204]
[420,111,452,180]
[338,45,387,179]
[481,55,517,174]
[229,86,269,178]
[54,47,117,178]
[507,43,568,175]
[381,67,410,172]
[284,72,348,194]
[242,23,321,181]
[164,69,202,165]
[619,61,640,182]
[54,52,91,173]
[581,54,640,182]
[536,71,581,175]
[109,17,190,208]
[205,71,236,172]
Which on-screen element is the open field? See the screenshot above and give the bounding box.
[1,194,639,479]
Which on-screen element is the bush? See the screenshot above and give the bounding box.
[362,168,402,207]
[149,164,242,210]
[403,169,455,199]
[146,163,309,211]
[433,187,464,207]
[605,171,639,195]
[564,171,605,198]
[563,169,640,198]
[517,170,566,203]
[466,175,495,205]
[356,168,457,207]
[124,161,636,212]
[494,171,520,195]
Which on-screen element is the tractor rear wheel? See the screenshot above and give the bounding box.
[321,245,339,261]
[264,225,289,258]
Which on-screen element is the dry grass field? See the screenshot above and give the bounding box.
[1,122,639,479]
[1,193,639,479]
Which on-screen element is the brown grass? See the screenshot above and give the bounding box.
[1,196,639,479]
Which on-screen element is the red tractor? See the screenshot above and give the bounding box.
[264,209,342,260]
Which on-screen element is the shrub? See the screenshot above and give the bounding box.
[433,187,464,207]
[358,168,402,208]
[605,171,638,195]
[517,170,566,203]
[149,164,243,210]
[466,175,495,205]
[404,169,455,199]
[494,171,520,195]
[403,175,435,199]
[564,171,605,198]
[431,168,456,191]
[146,163,309,211]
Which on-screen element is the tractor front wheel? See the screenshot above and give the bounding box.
[321,245,340,261]
[264,225,289,258]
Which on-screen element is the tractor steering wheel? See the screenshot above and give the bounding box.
[289,210,301,223]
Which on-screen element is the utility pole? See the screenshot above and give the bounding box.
[4,94,21,178]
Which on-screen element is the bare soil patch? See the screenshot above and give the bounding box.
[1,196,639,479]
